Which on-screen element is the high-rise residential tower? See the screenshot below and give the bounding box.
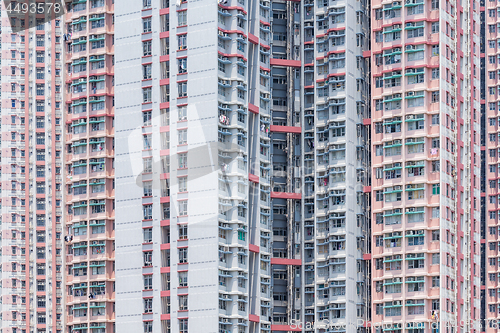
[114,0,276,332]
[0,4,65,333]
[370,0,481,330]
[485,0,500,328]
[63,0,115,332]
[114,0,372,332]
[267,0,371,332]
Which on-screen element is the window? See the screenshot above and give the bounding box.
[178,106,187,121]
[178,153,187,169]
[178,11,187,26]
[178,129,187,145]
[179,319,188,333]
[178,82,187,97]
[91,0,104,7]
[178,58,187,74]
[432,253,440,265]
[143,87,152,103]
[179,295,188,310]
[178,201,187,216]
[431,114,439,125]
[143,251,153,266]
[143,17,152,33]
[144,298,153,313]
[143,64,152,80]
[144,321,153,333]
[431,22,439,33]
[179,224,187,240]
[179,248,188,263]
[143,41,152,56]
[179,272,188,287]
[36,84,45,96]
[179,177,187,192]
[178,35,187,50]
[143,204,153,220]
[143,228,153,243]
[143,111,152,126]
[144,275,153,290]
[432,184,440,195]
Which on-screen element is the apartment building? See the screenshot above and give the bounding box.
[370,0,481,331]
[112,0,372,332]
[63,0,115,332]
[267,0,371,332]
[0,5,65,333]
[113,0,276,332]
[485,0,500,328]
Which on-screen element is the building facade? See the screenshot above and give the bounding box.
[0,0,485,332]
[485,0,500,328]
[62,0,115,332]
[0,4,65,333]
[267,0,371,332]
[370,0,481,330]
[114,0,372,332]
[114,0,276,332]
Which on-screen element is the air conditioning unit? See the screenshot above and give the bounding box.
[407,91,415,96]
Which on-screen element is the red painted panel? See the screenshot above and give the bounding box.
[249,314,260,322]
[363,253,371,260]
[249,244,260,253]
[248,103,259,114]
[248,33,258,45]
[248,173,259,183]
[160,243,170,250]
[271,325,302,332]
[270,258,302,265]
[270,125,301,134]
[270,58,301,68]
[363,118,371,125]
[363,186,371,193]
[160,196,170,203]
[270,192,302,200]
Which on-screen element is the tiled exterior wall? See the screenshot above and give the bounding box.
[63,0,115,331]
